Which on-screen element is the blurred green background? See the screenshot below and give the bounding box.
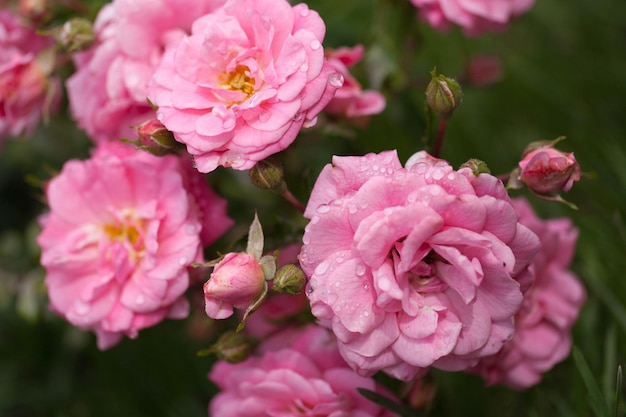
[1,0,625,415]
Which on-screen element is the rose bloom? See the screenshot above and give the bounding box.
[473,198,586,389]
[66,0,225,143]
[299,150,540,381]
[0,9,57,141]
[410,0,535,36]
[518,146,581,194]
[204,252,265,320]
[37,141,233,349]
[148,0,341,172]
[209,324,396,417]
[324,45,386,119]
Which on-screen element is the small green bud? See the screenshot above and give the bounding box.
[207,331,257,363]
[57,18,95,52]
[248,157,285,191]
[271,264,306,295]
[460,158,491,176]
[425,68,463,117]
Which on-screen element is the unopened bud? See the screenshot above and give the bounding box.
[249,157,285,191]
[460,159,491,176]
[135,119,183,155]
[272,264,306,295]
[57,18,95,52]
[208,331,256,363]
[425,68,463,117]
[518,137,581,194]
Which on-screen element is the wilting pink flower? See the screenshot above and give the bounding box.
[299,150,540,380]
[148,0,341,172]
[0,9,57,141]
[66,0,225,143]
[518,145,581,194]
[209,324,396,417]
[474,198,586,389]
[324,45,386,119]
[37,141,233,349]
[410,0,535,36]
[204,252,266,319]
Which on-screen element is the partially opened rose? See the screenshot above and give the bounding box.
[148,0,341,172]
[474,198,586,389]
[37,142,233,349]
[299,150,540,380]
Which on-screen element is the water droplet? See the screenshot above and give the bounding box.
[394,172,406,181]
[316,204,330,214]
[310,40,321,50]
[311,215,320,224]
[293,112,303,122]
[334,281,340,287]
[332,199,344,206]
[336,256,344,264]
[348,204,357,214]
[355,264,366,276]
[303,116,318,128]
[179,257,187,266]
[300,7,310,17]
[363,283,369,291]
[432,168,445,180]
[302,234,311,244]
[429,186,441,196]
[372,165,379,171]
[380,167,386,174]
[156,112,164,121]
[315,260,330,275]
[447,172,456,180]
[363,310,369,317]
[327,72,344,88]
[299,63,309,72]
[307,285,314,294]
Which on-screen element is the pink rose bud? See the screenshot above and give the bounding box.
[135,118,183,155]
[203,253,266,320]
[518,141,581,194]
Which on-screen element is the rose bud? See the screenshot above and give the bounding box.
[425,68,463,117]
[518,140,581,194]
[271,264,306,295]
[203,253,266,320]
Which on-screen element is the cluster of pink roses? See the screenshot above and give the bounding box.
[28,0,588,414]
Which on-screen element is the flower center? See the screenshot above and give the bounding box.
[221,64,255,97]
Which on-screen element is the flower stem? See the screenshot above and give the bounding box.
[281,189,306,213]
[432,117,448,158]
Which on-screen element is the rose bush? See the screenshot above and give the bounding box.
[148,0,341,172]
[37,141,232,349]
[299,150,540,380]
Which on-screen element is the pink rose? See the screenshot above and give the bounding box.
[0,9,57,141]
[474,198,586,389]
[66,0,225,143]
[299,150,540,380]
[209,324,396,417]
[410,0,535,36]
[204,252,266,319]
[37,141,233,349]
[518,146,581,194]
[324,45,386,119]
[148,0,341,172]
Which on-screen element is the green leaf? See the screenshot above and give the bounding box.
[573,346,612,417]
[356,388,423,417]
[246,212,264,260]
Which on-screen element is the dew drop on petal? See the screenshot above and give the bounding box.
[348,204,357,214]
[156,112,164,121]
[317,204,330,214]
[258,112,270,122]
[303,116,318,128]
[310,215,320,224]
[363,310,369,317]
[432,168,445,180]
[315,260,331,275]
[293,112,303,122]
[327,72,344,88]
[310,40,321,50]
[447,172,456,181]
[299,63,309,72]
[302,234,311,244]
[222,117,235,130]
[355,264,366,276]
